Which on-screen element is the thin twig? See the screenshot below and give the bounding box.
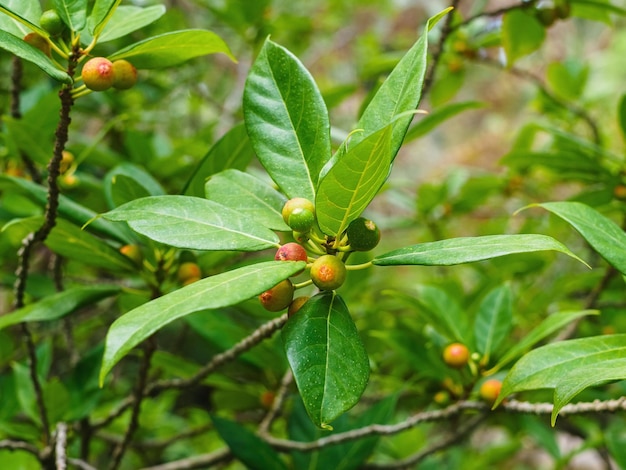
[67,459,99,470]
[55,422,68,470]
[140,448,232,470]
[0,439,40,455]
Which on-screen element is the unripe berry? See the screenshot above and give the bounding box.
[443,343,470,369]
[40,9,65,36]
[346,217,380,251]
[81,57,115,91]
[59,150,74,174]
[288,207,315,232]
[536,7,557,27]
[310,255,347,291]
[293,231,309,244]
[259,279,295,312]
[119,244,142,265]
[23,33,51,57]
[479,379,503,404]
[555,1,571,19]
[177,262,201,283]
[282,198,315,224]
[288,296,309,317]
[614,185,626,200]
[112,60,137,90]
[260,390,275,409]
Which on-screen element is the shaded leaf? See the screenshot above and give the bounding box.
[87,0,121,36]
[474,284,512,362]
[502,9,546,65]
[103,163,165,209]
[100,260,305,384]
[52,0,87,32]
[404,101,486,143]
[619,94,626,142]
[95,5,165,42]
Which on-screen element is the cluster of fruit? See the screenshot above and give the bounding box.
[533,0,571,27]
[259,197,381,315]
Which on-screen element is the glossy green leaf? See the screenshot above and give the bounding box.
[489,310,599,374]
[619,94,626,142]
[373,234,586,267]
[474,284,512,362]
[0,30,71,83]
[353,9,450,161]
[316,125,391,236]
[404,101,485,143]
[108,29,235,69]
[0,286,120,331]
[96,5,165,43]
[183,123,254,197]
[99,260,305,384]
[103,163,165,209]
[212,415,288,470]
[0,175,128,242]
[243,38,331,201]
[87,0,121,36]
[502,9,546,65]
[572,0,625,21]
[528,201,626,274]
[205,170,289,232]
[282,292,369,429]
[52,0,87,32]
[3,116,54,165]
[0,0,42,37]
[496,335,626,425]
[102,195,280,251]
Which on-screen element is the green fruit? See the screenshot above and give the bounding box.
[40,9,65,36]
[310,255,346,291]
[112,60,137,90]
[282,198,315,224]
[443,343,470,369]
[23,33,51,57]
[259,279,295,312]
[288,207,315,232]
[288,296,309,317]
[293,231,309,244]
[346,217,380,251]
[555,1,571,19]
[81,57,115,91]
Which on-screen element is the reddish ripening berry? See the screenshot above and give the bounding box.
[614,185,626,200]
[112,60,137,90]
[282,198,315,224]
[310,255,347,291]
[260,390,275,409]
[275,243,308,262]
[480,379,503,404]
[81,57,115,91]
[346,217,380,251]
[443,343,470,369]
[119,244,142,265]
[259,279,295,312]
[40,9,65,36]
[288,296,309,317]
[23,33,51,57]
[177,262,201,283]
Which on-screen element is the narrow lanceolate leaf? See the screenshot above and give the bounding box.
[0,286,120,331]
[316,125,392,236]
[100,261,305,385]
[88,0,121,36]
[282,292,369,429]
[52,0,87,32]
[108,29,236,69]
[474,284,512,362]
[372,234,587,267]
[243,38,331,201]
[496,335,626,425]
[488,310,599,374]
[102,195,280,251]
[529,201,626,275]
[96,5,166,43]
[352,8,450,161]
[205,170,289,232]
[0,30,71,83]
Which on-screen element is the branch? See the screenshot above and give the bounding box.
[0,439,40,456]
[140,448,232,470]
[55,422,68,470]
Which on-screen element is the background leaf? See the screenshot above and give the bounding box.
[474,284,512,362]
[87,0,120,36]
[96,5,165,43]
[372,234,586,266]
[282,292,369,429]
[52,0,87,32]
[501,9,546,65]
[100,260,305,384]
[103,163,165,209]
[243,38,331,201]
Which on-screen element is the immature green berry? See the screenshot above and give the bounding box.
[81,57,115,91]
[40,9,65,36]
[346,217,380,251]
[112,60,137,90]
[536,7,557,27]
[310,255,346,291]
[23,33,51,57]
[442,343,470,369]
[259,279,295,312]
[288,207,315,232]
[282,198,315,224]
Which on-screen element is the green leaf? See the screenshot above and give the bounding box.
[496,335,626,425]
[205,170,289,232]
[3,116,54,165]
[99,260,305,384]
[0,286,120,331]
[404,101,486,143]
[282,292,369,429]
[243,38,331,201]
[606,421,626,469]
[87,0,121,36]
[618,94,626,143]
[0,30,71,83]
[501,150,604,181]
[316,125,392,236]
[212,415,288,470]
[103,163,165,209]
[502,9,546,65]
[183,123,254,197]
[102,195,280,251]
[572,0,625,21]
[0,0,42,37]
[52,0,87,32]
[474,284,512,362]
[488,310,599,374]
[96,5,166,43]
[108,29,235,69]
[546,60,588,101]
[528,201,626,275]
[353,9,450,162]
[373,234,587,267]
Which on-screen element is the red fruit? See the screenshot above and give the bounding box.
[177,262,201,283]
[479,379,503,404]
[275,243,308,262]
[443,343,470,369]
[310,255,346,291]
[81,57,115,91]
[259,279,294,312]
[112,60,137,90]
